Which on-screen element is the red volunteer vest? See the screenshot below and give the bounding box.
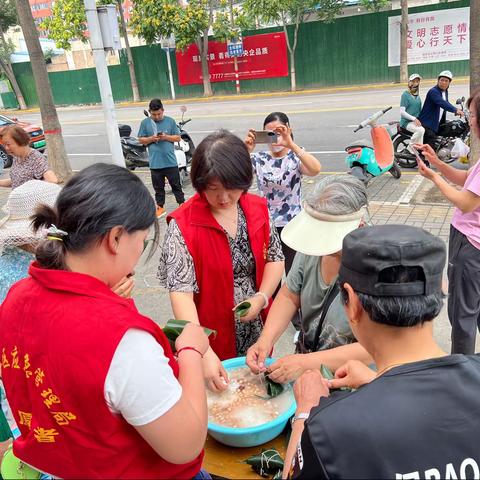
[0,264,203,479]
[168,192,271,360]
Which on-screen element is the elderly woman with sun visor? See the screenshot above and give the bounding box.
[247,175,373,383]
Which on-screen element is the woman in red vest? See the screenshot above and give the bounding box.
[0,164,210,479]
[158,130,285,392]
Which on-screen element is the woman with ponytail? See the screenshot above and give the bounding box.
[0,163,210,479]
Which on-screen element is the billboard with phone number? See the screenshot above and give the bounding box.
[175,32,289,86]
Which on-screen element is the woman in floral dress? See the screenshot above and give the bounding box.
[245,112,321,276]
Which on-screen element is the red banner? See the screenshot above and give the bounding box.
[175,32,288,86]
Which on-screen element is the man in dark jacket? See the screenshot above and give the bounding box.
[418,70,464,147]
[285,225,480,480]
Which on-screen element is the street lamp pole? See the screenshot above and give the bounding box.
[83,0,125,167]
[229,0,240,95]
[161,36,176,101]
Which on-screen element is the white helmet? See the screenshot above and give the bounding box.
[409,73,422,82]
[438,70,453,80]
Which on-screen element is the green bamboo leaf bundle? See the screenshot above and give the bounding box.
[162,319,216,351]
[320,364,354,392]
[234,301,251,319]
[243,448,284,478]
[263,374,285,398]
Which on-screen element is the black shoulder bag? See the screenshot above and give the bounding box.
[296,281,340,354]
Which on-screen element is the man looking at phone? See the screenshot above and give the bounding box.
[138,98,185,218]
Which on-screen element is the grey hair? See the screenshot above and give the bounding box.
[306,174,368,215]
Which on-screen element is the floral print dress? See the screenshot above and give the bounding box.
[251,150,303,227]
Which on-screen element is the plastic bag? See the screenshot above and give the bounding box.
[451,138,470,159]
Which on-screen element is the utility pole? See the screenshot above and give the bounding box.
[166,50,176,100]
[399,0,409,83]
[84,0,125,167]
[161,36,176,101]
[229,0,240,95]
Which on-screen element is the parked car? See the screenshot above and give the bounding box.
[0,114,46,169]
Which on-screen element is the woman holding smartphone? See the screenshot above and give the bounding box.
[245,113,321,277]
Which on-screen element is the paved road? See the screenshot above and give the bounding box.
[6,81,469,172]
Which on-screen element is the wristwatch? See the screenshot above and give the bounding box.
[291,413,309,426]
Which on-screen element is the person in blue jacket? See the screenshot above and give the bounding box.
[418,70,464,148]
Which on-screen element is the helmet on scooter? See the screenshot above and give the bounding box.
[438,70,453,80]
[409,73,421,82]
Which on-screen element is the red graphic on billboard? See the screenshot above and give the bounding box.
[175,32,289,86]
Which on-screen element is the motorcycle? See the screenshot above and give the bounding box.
[391,96,470,168]
[118,105,195,183]
[345,106,401,184]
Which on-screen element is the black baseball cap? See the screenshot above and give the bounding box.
[339,225,446,296]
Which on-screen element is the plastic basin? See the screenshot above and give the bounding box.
[207,356,296,448]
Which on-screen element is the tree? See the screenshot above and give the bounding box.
[16,0,72,180]
[359,0,407,82]
[399,0,408,83]
[131,0,249,97]
[243,0,344,92]
[0,0,27,109]
[42,0,141,102]
[131,0,214,97]
[470,0,480,163]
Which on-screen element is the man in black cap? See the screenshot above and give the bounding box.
[285,225,480,480]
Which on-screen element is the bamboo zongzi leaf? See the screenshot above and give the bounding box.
[161,319,216,351]
[320,364,334,380]
[264,374,285,398]
[320,364,354,392]
[234,301,251,318]
[243,448,284,478]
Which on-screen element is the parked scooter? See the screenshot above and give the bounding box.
[391,96,470,168]
[345,106,401,184]
[118,106,195,182]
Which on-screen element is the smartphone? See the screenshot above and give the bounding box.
[254,130,278,144]
[410,145,422,162]
[156,131,166,137]
[410,145,429,167]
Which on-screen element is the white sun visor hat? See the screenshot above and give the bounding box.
[409,73,422,82]
[281,203,366,256]
[438,70,453,80]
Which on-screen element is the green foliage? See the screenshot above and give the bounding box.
[41,0,122,50]
[359,0,390,12]
[130,0,182,45]
[131,0,254,49]
[41,0,88,50]
[243,0,344,30]
[0,36,14,65]
[0,0,18,33]
[173,0,212,50]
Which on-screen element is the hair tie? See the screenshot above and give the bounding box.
[46,224,68,242]
[47,235,63,242]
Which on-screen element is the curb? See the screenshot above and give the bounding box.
[1,76,470,114]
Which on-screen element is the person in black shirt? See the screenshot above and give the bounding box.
[286,225,480,480]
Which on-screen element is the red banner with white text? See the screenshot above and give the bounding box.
[175,32,289,86]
